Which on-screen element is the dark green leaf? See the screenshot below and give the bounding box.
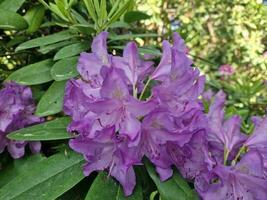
[71,24,96,35]
[8,117,72,141]
[35,80,67,117]
[0,155,45,188]
[145,160,199,200]
[24,5,46,33]
[0,0,25,12]
[6,59,53,85]
[85,172,143,200]
[38,40,76,54]
[124,11,150,23]
[16,30,77,51]
[0,150,84,200]
[54,43,89,60]
[6,36,27,47]
[51,56,79,81]
[111,46,161,56]
[0,9,28,30]
[138,47,161,56]
[109,33,158,41]
[109,21,130,29]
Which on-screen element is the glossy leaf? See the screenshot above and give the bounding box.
[0,0,25,12]
[0,9,28,30]
[145,160,198,200]
[38,40,76,54]
[35,80,67,117]
[24,5,46,33]
[85,172,143,200]
[54,43,89,60]
[51,57,79,81]
[16,30,77,51]
[0,150,84,200]
[6,59,53,85]
[8,117,72,141]
[0,154,45,188]
[124,11,150,23]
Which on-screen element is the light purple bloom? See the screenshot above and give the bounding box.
[69,126,141,196]
[64,31,208,196]
[202,89,214,102]
[0,82,43,158]
[195,150,267,200]
[112,42,153,92]
[77,31,111,86]
[207,91,247,163]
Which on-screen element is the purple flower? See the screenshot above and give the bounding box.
[202,89,214,103]
[207,91,247,163]
[69,126,141,196]
[0,82,43,158]
[77,31,111,86]
[141,107,207,181]
[195,150,267,200]
[218,64,234,76]
[152,48,205,109]
[88,67,156,145]
[244,117,267,149]
[112,42,153,93]
[64,31,207,196]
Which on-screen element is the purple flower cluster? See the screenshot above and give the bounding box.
[195,91,267,199]
[64,32,267,199]
[0,82,42,159]
[64,31,206,196]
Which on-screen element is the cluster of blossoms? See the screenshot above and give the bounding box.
[0,82,42,158]
[196,91,267,199]
[64,32,267,199]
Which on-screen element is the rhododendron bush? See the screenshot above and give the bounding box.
[1,31,267,200]
[1,1,267,200]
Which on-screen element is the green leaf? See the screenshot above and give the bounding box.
[0,0,25,12]
[6,36,27,47]
[124,11,150,23]
[0,150,84,200]
[109,33,158,41]
[145,160,198,200]
[24,5,46,33]
[15,30,77,51]
[35,80,67,117]
[83,0,97,23]
[104,0,132,28]
[0,154,45,188]
[85,172,143,200]
[71,24,96,35]
[8,117,72,141]
[111,46,161,56]
[54,43,89,60]
[100,0,107,21]
[51,56,79,81]
[0,9,28,30]
[38,40,76,54]
[6,59,53,85]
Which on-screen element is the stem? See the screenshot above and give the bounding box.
[139,78,151,100]
[223,148,230,166]
[133,84,137,98]
[232,145,246,166]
